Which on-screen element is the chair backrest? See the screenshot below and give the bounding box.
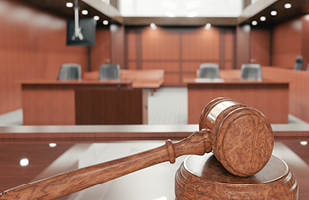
[58,64,81,80]
[199,63,220,79]
[99,64,120,80]
[240,64,262,81]
[293,56,303,70]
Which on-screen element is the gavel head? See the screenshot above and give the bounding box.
[199,97,274,177]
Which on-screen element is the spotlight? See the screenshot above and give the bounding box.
[66,2,73,8]
[284,3,291,9]
[270,10,277,16]
[93,16,99,21]
[150,23,157,30]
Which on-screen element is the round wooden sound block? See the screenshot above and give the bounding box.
[175,154,298,199]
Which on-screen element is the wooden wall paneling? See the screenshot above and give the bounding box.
[182,61,216,73]
[128,61,137,70]
[219,31,225,69]
[224,30,235,69]
[124,26,235,87]
[141,27,180,85]
[271,17,302,68]
[250,28,270,66]
[301,15,309,69]
[224,61,234,70]
[91,28,111,71]
[141,27,180,60]
[126,30,137,61]
[181,27,220,60]
[262,67,309,123]
[0,0,89,115]
[110,24,125,68]
[163,73,181,86]
[236,25,251,69]
[142,61,180,72]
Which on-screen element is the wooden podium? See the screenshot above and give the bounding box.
[175,154,298,199]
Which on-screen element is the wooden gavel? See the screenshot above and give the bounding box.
[0,97,274,200]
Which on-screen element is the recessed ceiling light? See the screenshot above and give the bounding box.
[81,10,88,15]
[20,158,29,167]
[260,16,266,21]
[284,3,291,9]
[205,23,211,30]
[252,21,257,26]
[300,141,308,146]
[150,23,157,30]
[93,16,99,21]
[66,2,73,8]
[103,20,109,25]
[270,10,277,16]
[49,143,57,148]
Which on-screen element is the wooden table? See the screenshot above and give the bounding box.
[21,80,148,125]
[184,78,289,124]
[0,125,308,199]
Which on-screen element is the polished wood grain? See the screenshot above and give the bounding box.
[84,70,164,94]
[91,29,111,71]
[199,97,273,177]
[301,15,309,69]
[175,154,298,199]
[262,67,309,123]
[0,130,212,199]
[21,81,149,125]
[126,26,236,86]
[110,24,126,69]
[0,124,308,142]
[236,25,250,69]
[75,89,148,124]
[181,28,220,61]
[0,143,74,193]
[0,101,275,199]
[0,0,89,115]
[184,78,289,124]
[272,18,302,69]
[250,28,270,65]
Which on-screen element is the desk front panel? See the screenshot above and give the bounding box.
[22,82,147,125]
[187,82,289,124]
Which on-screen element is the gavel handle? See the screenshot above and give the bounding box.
[0,130,211,200]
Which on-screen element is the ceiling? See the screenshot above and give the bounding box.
[17,0,309,27]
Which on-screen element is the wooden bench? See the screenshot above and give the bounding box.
[83,69,164,95]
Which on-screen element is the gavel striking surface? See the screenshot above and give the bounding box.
[175,154,299,200]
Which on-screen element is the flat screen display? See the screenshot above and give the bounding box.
[66,18,96,46]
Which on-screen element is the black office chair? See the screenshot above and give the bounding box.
[293,56,303,70]
[240,64,262,81]
[58,64,81,80]
[99,64,120,80]
[199,63,220,79]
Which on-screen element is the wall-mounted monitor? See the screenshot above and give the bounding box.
[66,18,96,46]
